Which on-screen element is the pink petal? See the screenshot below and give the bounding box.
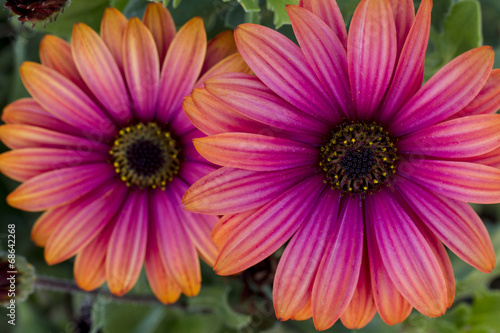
[45,181,127,265]
[31,205,72,247]
[123,18,160,122]
[211,208,258,250]
[395,177,496,272]
[398,114,500,158]
[367,190,448,317]
[388,0,415,57]
[347,0,397,119]
[214,175,325,275]
[195,53,252,89]
[156,17,206,124]
[106,191,148,296]
[177,161,217,186]
[288,5,352,120]
[0,148,106,182]
[298,0,347,48]
[390,46,494,136]
[379,0,431,122]
[460,146,500,168]
[20,62,116,137]
[193,133,318,171]
[72,23,132,124]
[398,159,500,204]
[235,24,334,124]
[204,73,330,145]
[311,197,364,330]
[183,166,314,215]
[142,2,176,63]
[455,69,500,117]
[100,7,128,71]
[273,190,341,321]
[7,164,114,212]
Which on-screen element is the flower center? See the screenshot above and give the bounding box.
[110,123,180,189]
[320,121,398,196]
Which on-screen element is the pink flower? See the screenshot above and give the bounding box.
[183,0,500,329]
[0,3,250,303]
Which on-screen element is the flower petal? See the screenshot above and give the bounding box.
[183,166,312,215]
[398,159,500,204]
[0,148,106,182]
[311,196,364,330]
[100,7,128,70]
[367,190,448,317]
[123,18,160,122]
[389,0,415,57]
[291,299,313,321]
[298,0,347,48]
[395,177,496,272]
[379,0,431,122]
[31,205,72,247]
[274,190,340,321]
[106,191,148,296]
[195,53,252,89]
[214,175,325,275]
[7,164,114,212]
[204,73,330,145]
[45,181,127,265]
[348,0,397,119]
[288,5,352,120]
[211,208,258,250]
[390,46,494,136]
[142,2,176,63]
[72,23,132,124]
[156,17,206,124]
[398,114,500,158]
[20,62,115,137]
[461,146,500,168]
[193,133,318,171]
[456,69,500,117]
[235,24,334,124]
[152,184,201,296]
[201,30,238,75]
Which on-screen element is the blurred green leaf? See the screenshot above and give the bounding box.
[469,291,500,330]
[109,0,129,12]
[430,0,452,31]
[265,0,299,28]
[237,0,260,12]
[337,0,361,25]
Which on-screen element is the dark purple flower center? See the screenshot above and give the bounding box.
[320,121,398,197]
[110,123,180,189]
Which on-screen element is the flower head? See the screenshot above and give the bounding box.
[0,252,35,306]
[0,3,250,303]
[183,0,500,329]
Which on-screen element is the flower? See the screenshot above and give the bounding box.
[182,0,500,329]
[0,3,250,303]
[4,0,70,25]
[0,252,36,306]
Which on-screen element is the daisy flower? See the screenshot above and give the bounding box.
[0,3,250,303]
[183,0,500,329]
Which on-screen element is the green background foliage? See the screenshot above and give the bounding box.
[0,0,500,332]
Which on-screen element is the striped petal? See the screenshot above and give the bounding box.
[74,223,114,291]
[461,146,500,168]
[398,114,500,158]
[20,62,116,137]
[193,133,318,171]
[291,299,312,321]
[183,166,312,215]
[235,24,334,124]
[195,53,252,89]
[395,177,495,272]
[152,184,201,296]
[398,159,500,204]
[156,17,206,124]
[298,0,347,48]
[379,0,431,122]
[7,164,114,212]
[100,7,128,70]
[214,175,325,276]
[312,197,364,330]
[288,5,352,120]
[368,190,448,317]
[142,2,176,63]
[0,148,105,182]
[123,18,160,122]
[204,73,330,145]
[72,23,132,124]
[389,0,415,57]
[274,190,340,321]
[456,69,500,117]
[201,30,238,75]
[31,205,72,247]
[390,46,494,136]
[348,0,397,119]
[45,181,127,265]
[211,208,258,250]
[106,191,148,296]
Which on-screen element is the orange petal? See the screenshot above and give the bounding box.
[142,2,176,63]
[201,30,237,75]
[100,7,128,70]
[31,205,72,247]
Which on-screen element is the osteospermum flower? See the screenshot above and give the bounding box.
[0,3,250,303]
[183,0,500,329]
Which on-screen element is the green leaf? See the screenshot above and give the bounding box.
[337,0,361,25]
[238,0,260,12]
[430,0,452,31]
[469,291,500,330]
[265,0,299,28]
[109,0,129,12]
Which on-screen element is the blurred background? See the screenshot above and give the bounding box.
[0,0,499,332]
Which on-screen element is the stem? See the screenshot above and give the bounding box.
[34,275,177,307]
